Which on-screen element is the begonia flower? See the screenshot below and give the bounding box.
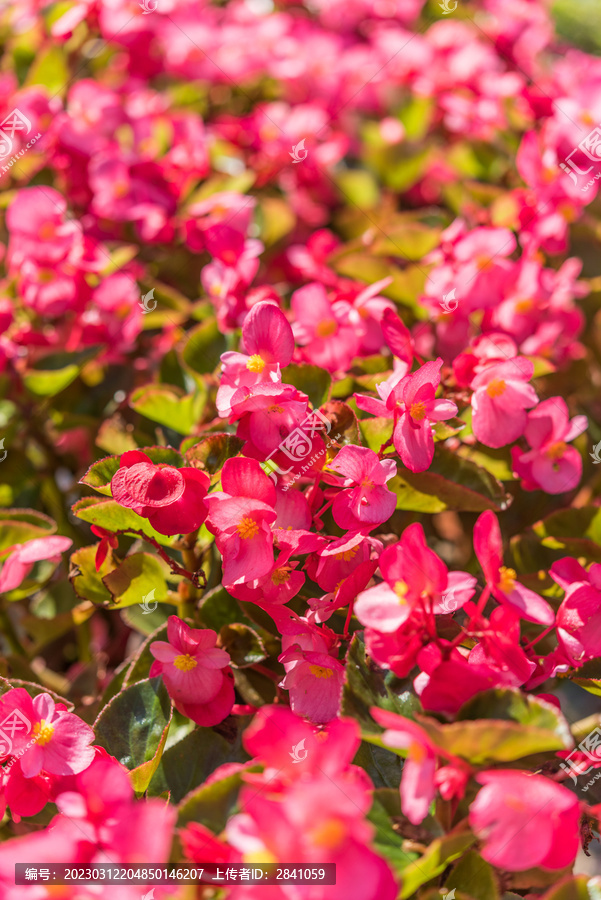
[110,450,210,536]
[150,616,234,726]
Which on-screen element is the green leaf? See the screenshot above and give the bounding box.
[259,196,296,245]
[389,474,447,513]
[177,766,252,832]
[572,678,601,697]
[335,170,381,209]
[540,877,598,900]
[367,789,420,876]
[353,741,405,791]
[102,553,169,608]
[371,222,441,260]
[72,496,174,547]
[130,702,173,794]
[399,829,476,898]
[219,623,266,668]
[281,363,331,410]
[23,347,101,396]
[341,636,422,733]
[80,446,185,496]
[25,44,69,95]
[414,689,573,765]
[446,850,500,900]
[359,417,393,452]
[182,319,227,374]
[398,96,435,141]
[69,544,114,606]
[129,386,205,435]
[184,433,244,474]
[94,677,172,773]
[400,444,511,512]
[149,722,250,803]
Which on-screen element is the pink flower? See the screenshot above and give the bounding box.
[550,558,601,665]
[110,450,209,536]
[150,616,235,726]
[278,623,345,725]
[471,357,538,448]
[205,457,278,585]
[474,511,554,625]
[469,771,580,871]
[328,446,397,530]
[511,397,587,494]
[0,689,94,778]
[371,709,438,825]
[217,300,295,416]
[0,536,72,593]
[390,359,458,472]
[291,282,361,373]
[356,523,476,634]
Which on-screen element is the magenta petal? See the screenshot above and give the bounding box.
[355,583,411,632]
[243,301,295,366]
[401,753,437,825]
[220,457,277,506]
[498,582,555,626]
[394,415,434,472]
[0,554,31,592]
[16,536,72,564]
[177,670,235,726]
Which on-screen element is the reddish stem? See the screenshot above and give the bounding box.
[343,598,355,639]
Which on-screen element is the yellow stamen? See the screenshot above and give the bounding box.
[268,405,284,414]
[334,546,359,562]
[271,566,291,585]
[498,565,516,594]
[514,299,533,314]
[309,665,333,679]
[394,581,409,603]
[547,441,567,461]
[39,222,56,240]
[409,401,427,421]
[173,654,198,672]
[246,354,265,373]
[310,819,346,849]
[315,320,337,338]
[237,516,259,539]
[32,720,54,746]
[486,378,506,398]
[243,850,278,865]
